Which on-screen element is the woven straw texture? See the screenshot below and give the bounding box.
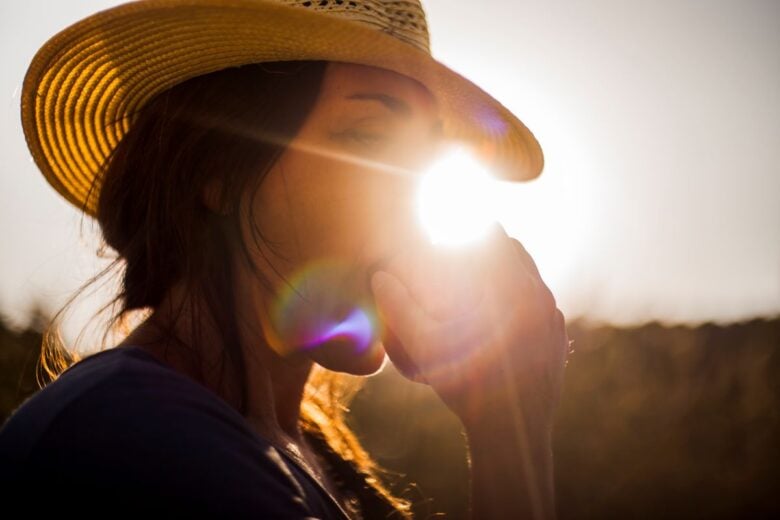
[21,0,543,215]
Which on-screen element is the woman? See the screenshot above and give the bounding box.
[1,1,569,518]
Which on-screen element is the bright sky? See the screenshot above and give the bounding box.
[1,0,778,337]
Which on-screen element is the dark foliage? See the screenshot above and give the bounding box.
[2,313,778,518]
[0,309,47,422]
[349,317,780,519]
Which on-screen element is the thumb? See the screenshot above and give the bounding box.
[370,270,434,366]
[379,324,427,384]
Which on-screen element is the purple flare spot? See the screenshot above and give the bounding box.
[477,105,509,135]
[303,308,374,354]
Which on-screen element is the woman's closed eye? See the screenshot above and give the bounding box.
[331,128,388,147]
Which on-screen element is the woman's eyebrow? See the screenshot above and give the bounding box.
[346,93,413,117]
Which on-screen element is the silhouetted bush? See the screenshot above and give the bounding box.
[0,309,46,423]
[2,313,778,518]
[349,317,780,519]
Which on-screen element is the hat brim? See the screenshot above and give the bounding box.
[21,0,544,216]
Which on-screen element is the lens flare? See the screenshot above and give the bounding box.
[416,148,498,246]
[301,307,374,353]
[264,259,378,356]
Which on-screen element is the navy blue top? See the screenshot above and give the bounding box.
[0,345,350,518]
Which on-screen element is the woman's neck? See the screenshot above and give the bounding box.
[118,281,313,446]
[118,282,356,513]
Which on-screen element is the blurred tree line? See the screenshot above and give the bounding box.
[1,312,778,519]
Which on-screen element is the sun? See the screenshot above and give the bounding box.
[416,147,498,246]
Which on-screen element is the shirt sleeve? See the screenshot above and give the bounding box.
[4,366,333,518]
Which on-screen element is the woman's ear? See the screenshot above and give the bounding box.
[202,177,229,215]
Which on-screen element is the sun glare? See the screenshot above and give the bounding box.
[416,148,497,246]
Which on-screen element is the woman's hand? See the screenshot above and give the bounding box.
[370,224,570,432]
[370,225,568,518]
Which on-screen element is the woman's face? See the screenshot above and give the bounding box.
[241,62,444,374]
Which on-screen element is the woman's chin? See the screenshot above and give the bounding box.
[304,339,387,376]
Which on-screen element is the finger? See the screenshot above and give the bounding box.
[483,225,539,281]
[482,225,533,279]
[509,238,543,283]
[509,238,559,314]
[370,270,436,364]
[472,229,536,305]
[383,245,486,321]
[371,271,488,375]
[380,326,428,384]
[424,307,487,359]
[486,221,509,240]
[553,307,569,360]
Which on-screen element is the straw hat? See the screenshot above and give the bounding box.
[21,0,544,216]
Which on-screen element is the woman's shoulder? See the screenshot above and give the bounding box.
[0,345,240,456]
[0,345,347,517]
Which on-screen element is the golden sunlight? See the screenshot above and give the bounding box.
[416,148,498,246]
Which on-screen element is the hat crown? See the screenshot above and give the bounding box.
[277,0,430,53]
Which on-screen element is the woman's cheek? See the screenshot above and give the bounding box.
[305,338,387,376]
[261,258,387,375]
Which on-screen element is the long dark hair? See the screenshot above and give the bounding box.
[40,60,411,518]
